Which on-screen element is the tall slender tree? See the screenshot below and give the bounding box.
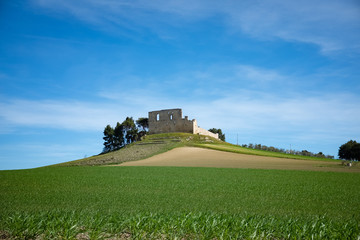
[113,122,124,150]
[136,117,148,140]
[122,117,138,145]
[103,125,114,153]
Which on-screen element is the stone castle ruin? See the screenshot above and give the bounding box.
[148,108,219,139]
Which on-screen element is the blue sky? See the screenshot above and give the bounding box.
[1,0,360,170]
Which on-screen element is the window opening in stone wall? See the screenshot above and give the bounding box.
[156,113,160,121]
[170,114,173,120]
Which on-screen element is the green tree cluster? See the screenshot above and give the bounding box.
[338,140,360,161]
[208,128,225,141]
[103,117,148,153]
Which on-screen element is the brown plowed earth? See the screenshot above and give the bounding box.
[119,147,359,172]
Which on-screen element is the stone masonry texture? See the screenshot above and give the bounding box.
[148,108,219,139]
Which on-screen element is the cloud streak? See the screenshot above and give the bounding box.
[2,90,359,140]
[32,0,360,54]
[2,62,358,141]
[225,0,360,54]
[1,82,359,162]
[0,99,126,131]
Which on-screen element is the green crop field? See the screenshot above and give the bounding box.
[1,166,360,239]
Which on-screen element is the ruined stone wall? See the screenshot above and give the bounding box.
[194,125,219,139]
[148,109,194,134]
[148,108,219,139]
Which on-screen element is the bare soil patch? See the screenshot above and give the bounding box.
[120,147,359,172]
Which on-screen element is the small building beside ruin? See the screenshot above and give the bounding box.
[148,108,219,139]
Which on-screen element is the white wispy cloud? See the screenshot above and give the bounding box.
[1,61,359,160]
[190,93,351,135]
[2,62,358,138]
[225,0,360,54]
[2,89,358,167]
[0,99,135,131]
[2,92,358,136]
[32,0,360,54]
[0,141,100,169]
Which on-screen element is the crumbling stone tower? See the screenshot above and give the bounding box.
[148,108,219,139]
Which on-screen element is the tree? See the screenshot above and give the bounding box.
[103,125,114,153]
[136,117,148,140]
[316,152,325,158]
[339,140,360,161]
[102,116,149,153]
[113,122,124,150]
[136,117,149,132]
[208,128,225,141]
[103,117,149,153]
[301,150,311,156]
[122,117,138,145]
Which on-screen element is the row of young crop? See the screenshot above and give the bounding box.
[1,211,359,239]
[2,166,359,239]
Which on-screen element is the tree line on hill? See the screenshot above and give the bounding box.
[241,143,334,159]
[102,117,148,153]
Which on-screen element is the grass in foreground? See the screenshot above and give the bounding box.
[2,211,358,239]
[1,166,359,239]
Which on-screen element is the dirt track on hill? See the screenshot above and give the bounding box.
[119,147,359,172]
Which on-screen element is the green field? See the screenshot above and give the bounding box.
[1,166,360,239]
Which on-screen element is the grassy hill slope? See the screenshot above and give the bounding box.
[56,133,339,167]
[56,133,222,166]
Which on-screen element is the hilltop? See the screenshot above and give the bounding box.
[55,133,346,168]
[55,133,222,167]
